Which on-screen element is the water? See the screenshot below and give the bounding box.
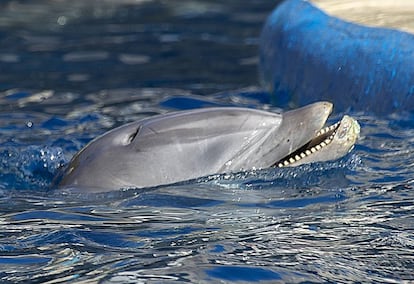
[1,0,414,282]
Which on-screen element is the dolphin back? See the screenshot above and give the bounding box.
[57,107,283,190]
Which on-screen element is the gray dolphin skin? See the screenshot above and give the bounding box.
[57,101,360,191]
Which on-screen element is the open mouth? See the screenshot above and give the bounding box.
[275,120,342,167]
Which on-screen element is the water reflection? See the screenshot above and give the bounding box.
[1,175,414,282]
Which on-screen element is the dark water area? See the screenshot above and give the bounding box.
[1,0,414,283]
[0,0,267,94]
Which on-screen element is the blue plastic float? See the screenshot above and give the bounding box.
[259,0,414,114]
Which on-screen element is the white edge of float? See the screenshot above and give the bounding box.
[310,0,414,34]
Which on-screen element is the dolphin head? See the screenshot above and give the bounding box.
[275,114,360,167]
[56,102,359,190]
[223,101,334,170]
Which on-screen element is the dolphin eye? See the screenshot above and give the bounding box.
[127,126,141,144]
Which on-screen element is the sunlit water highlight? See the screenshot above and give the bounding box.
[0,0,413,283]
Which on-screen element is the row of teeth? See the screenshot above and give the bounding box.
[277,121,340,168]
[315,121,340,137]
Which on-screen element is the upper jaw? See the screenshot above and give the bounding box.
[270,101,332,162]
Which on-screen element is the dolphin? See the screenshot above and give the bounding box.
[56,101,360,191]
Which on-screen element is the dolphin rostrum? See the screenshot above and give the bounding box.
[56,101,360,191]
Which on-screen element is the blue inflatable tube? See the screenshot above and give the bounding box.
[259,0,414,114]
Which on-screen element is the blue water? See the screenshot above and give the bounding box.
[1,1,414,283]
